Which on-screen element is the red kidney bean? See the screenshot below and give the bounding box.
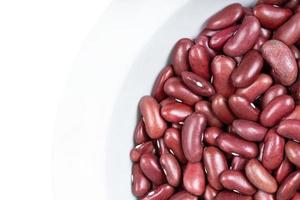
[211,55,235,97]
[171,38,193,75]
[276,171,300,200]
[164,77,200,106]
[231,50,264,88]
[132,164,151,197]
[157,138,168,156]
[169,191,197,200]
[285,140,300,167]
[220,170,256,195]
[260,27,272,39]
[253,4,292,30]
[195,35,217,58]
[211,95,235,124]
[195,100,223,128]
[292,193,300,200]
[188,44,210,80]
[232,119,267,142]
[139,96,167,139]
[257,143,264,162]
[215,191,253,200]
[261,84,287,109]
[183,162,206,196]
[254,190,275,200]
[159,153,181,187]
[245,159,278,193]
[273,12,300,45]
[261,40,298,86]
[206,3,243,30]
[217,134,258,158]
[181,113,206,162]
[258,0,288,5]
[290,45,300,59]
[164,128,186,163]
[275,157,294,183]
[209,25,239,51]
[204,127,222,146]
[140,153,165,185]
[181,71,215,97]
[200,29,220,37]
[224,16,260,57]
[277,119,300,141]
[284,0,299,10]
[228,95,260,121]
[262,129,285,170]
[159,97,176,106]
[203,147,228,190]
[134,118,148,145]
[230,156,248,170]
[130,141,155,162]
[260,95,295,127]
[204,185,218,200]
[285,105,300,120]
[161,102,192,123]
[152,65,174,101]
[290,79,300,103]
[141,184,174,200]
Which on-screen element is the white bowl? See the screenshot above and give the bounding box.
[54,0,255,199]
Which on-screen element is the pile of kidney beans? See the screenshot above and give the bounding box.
[130,0,300,199]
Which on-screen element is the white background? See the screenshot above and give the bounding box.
[0,0,112,199]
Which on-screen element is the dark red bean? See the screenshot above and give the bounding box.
[188,44,210,80]
[277,119,300,141]
[276,171,300,200]
[140,153,165,185]
[130,141,155,162]
[161,102,193,123]
[164,128,187,163]
[169,191,197,200]
[157,138,168,156]
[204,127,222,146]
[254,190,275,200]
[292,193,300,200]
[195,100,223,128]
[284,0,299,9]
[159,97,176,106]
[132,164,151,197]
[152,65,174,101]
[141,184,174,200]
[183,162,206,196]
[215,191,253,200]
[171,38,193,75]
[230,156,248,170]
[211,95,235,124]
[285,105,300,120]
[261,84,287,109]
[204,185,218,200]
[209,25,239,51]
[160,153,181,187]
[258,0,288,5]
[274,157,294,183]
[200,29,219,37]
[290,45,300,59]
[232,119,267,142]
[260,27,272,39]
[257,143,264,162]
[195,35,217,58]
[290,79,300,103]
[134,118,148,145]
[181,113,206,162]
[285,140,300,168]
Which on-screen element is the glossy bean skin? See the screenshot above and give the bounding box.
[188,44,210,80]
[224,16,260,57]
[182,113,206,162]
[285,105,300,120]
[183,162,206,196]
[132,164,151,197]
[231,50,264,88]
[140,153,165,185]
[164,77,200,106]
[217,134,258,158]
[203,147,228,190]
[235,74,273,102]
[211,95,235,124]
[220,170,256,195]
[254,190,275,200]
[134,119,148,145]
[200,28,220,37]
[276,171,300,200]
[130,141,155,162]
[230,156,248,170]
[152,65,174,101]
[181,71,215,97]
[195,35,217,58]
[204,185,218,200]
[206,3,244,30]
[274,157,294,183]
[228,95,260,121]
[160,153,181,187]
[253,4,292,29]
[195,100,223,128]
[277,119,300,141]
[284,0,299,9]
[169,191,197,200]
[215,191,253,200]
[285,140,300,168]
[292,193,300,200]
[261,84,287,109]
[164,128,187,163]
[171,38,193,75]
[261,40,298,86]
[290,79,300,103]
[258,0,288,4]
[232,119,267,142]
[157,138,168,156]
[245,159,278,193]
[262,129,285,170]
[211,55,236,97]
[204,127,222,146]
[209,25,239,51]
[159,97,176,106]
[290,45,300,59]
[141,184,174,200]
[273,13,300,45]
[260,95,295,127]
[161,102,193,123]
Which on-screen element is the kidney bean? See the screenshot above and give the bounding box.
[183,162,206,196]
[181,71,215,97]
[215,191,253,200]
[204,127,222,146]
[224,16,260,57]
[206,3,243,30]
[204,185,218,200]
[188,44,210,80]
[261,84,287,109]
[217,134,258,158]
[261,40,298,86]
[171,38,193,75]
[152,65,174,101]
[258,0,288,5]
[290,79,300,103]
[164,128,186,163]
[203,147,228,190]
[228,95,260,121]
[132,164,151,197]
[141,184,174,200]
[290,45,300,59]
[200,29,220,37]
[277,119,300,141]
[195,35,217,58]
[211,94,235,124]
[140,153,165,185]
[236,74,273,102]
[276,171,300,200]
[161,102,192,123]
[195,100,223,128]
[292,193,300,200]
[245,159,278,193]
[157,138,168,156]
[209,25,239,51]
[260,95,295,127]
[254,190,275,200]
[182,113,206,162]
[232,119,267,142]
[257,143,264,162]
[285,105,300,120]
[211,55,236,97]
[285,140,300,168]
[295,5,300,13]
[134,118,148,145]
[159,153,181,187]
[130,141,155,162]
[231,50,264,88]
[169,191,197,200]
[284,0,299,10]
[230,156,248,170]
[275,157,294,183]
[262,129,285,170]
[164,77,200,106]
[159,97,176,106]
[260,27,272,39]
